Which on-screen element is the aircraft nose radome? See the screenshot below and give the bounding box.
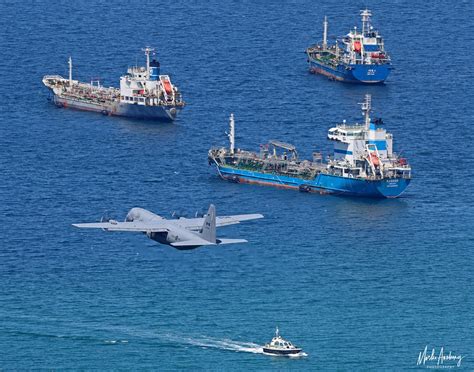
[125,207,143,221]
[126,207,163,223]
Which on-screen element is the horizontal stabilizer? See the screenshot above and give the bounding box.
[217,238,248,245]
[216,214,264,226]
[178,213,264,231]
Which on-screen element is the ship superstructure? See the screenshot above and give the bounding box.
[42,47,184,121]
[208,95,411,198]
[306,10,392,84]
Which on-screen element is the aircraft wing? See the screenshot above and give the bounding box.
[217,214,264,226]
[170,238,215,247]
[72,221,168,233]
[174,213,264,231]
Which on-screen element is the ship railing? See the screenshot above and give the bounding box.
[366,58,391,65]
[43,74,66,81]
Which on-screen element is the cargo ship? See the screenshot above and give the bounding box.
[42,47,184,121]
[306,9,392,84]
[208,95,411,198]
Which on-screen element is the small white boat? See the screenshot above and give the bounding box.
[263,327,303,356]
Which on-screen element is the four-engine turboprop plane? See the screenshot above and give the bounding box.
[73,204,263,250]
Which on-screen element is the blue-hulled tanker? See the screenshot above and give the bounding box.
[42,47,184,122]
[208,95,411,198]
[306,9,392,84]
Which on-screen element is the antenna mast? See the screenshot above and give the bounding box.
[68,57,72,87]
[323,16,328,50]
[228,113,235,155]
[142,47,155,78]
[361,94,372,129]
[360,9,372,35]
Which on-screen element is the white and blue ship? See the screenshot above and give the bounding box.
[306,10,392,84]
[208,95,411,198]
[43,47,184,121]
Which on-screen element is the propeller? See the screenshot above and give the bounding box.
[195,211,205,218]
[100,210,112,223]
[100,210,115,231]
[171,211,188,219]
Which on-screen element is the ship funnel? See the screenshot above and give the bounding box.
[149,58,160,80]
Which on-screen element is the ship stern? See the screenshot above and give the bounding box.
[349,64,391,84]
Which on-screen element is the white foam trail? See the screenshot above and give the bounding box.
[290,352,308,358]
[2,312,306,357]
[104,339,129,344]
[176,336,264,354]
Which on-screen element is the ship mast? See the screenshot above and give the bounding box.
[68,57,72,87]
[323,16,328,50]
[228,113,235,155]
[142,47,155,79]
[361,94,372,129]
[361,9,372,35]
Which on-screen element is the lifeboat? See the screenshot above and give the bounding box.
[371,52,385,59]
[353,41,362,53]
[163,80,173,95]
[398,158,407,166]
[370,153,380,167]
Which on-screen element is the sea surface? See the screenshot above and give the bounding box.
[0,0,473,370]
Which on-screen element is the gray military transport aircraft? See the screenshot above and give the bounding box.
[73,204,263,250]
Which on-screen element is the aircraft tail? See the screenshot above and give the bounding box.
[200,204,216,243]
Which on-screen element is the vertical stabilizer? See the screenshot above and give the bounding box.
[200,204,216,243]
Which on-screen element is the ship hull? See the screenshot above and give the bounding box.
[263,347,302,355]
[213,166,410,198]
[52,95,179,122]
[308,58,390,84]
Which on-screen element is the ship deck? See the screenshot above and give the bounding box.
[210,149,326,180]
[209,148,411,182]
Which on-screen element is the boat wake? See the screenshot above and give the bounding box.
[167,334,264,354]
[169,334,307,357]
[2,312,307,357]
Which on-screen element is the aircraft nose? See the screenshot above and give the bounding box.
[125,208,140,222]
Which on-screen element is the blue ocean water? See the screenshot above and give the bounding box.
[1,0,473,369]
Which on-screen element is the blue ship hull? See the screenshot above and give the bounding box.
[53,95,180,122]
[115,102,179,121]
[308,59,391,84]
[214,166,410,198]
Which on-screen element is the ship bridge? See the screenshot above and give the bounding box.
[328,95,394,165]
[328,124,365,141]
[118,48,183,107]
[127,66,148,78]
[338,9,389,65]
